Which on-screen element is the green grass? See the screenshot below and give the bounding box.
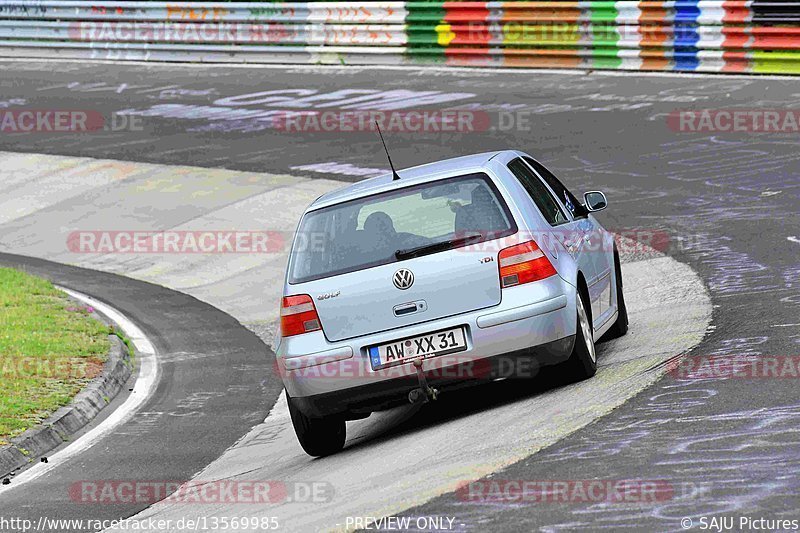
[0,268,110,446]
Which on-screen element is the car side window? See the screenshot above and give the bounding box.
[524,157,588,218]
[507,158,569,226]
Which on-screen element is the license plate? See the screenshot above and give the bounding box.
[369,327,467,369]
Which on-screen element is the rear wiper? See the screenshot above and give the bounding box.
[395,233,483,260]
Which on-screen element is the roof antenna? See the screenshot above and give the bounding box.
[375,121,401,181]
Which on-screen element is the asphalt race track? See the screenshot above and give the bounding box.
[0,150,710,532]
[1,61,799,531]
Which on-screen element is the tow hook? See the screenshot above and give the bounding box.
[408,358,439,404]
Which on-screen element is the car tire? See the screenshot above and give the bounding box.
[604,251,629,340]
[287,391,346,457]
[557,290,597,382]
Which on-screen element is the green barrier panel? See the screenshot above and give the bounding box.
[589,1,622,69]
[753,50,800,74]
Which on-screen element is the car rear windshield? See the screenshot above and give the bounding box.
[288,173,517,284]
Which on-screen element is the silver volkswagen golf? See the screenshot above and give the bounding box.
[277,150,628,456]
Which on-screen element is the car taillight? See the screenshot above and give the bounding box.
[498,240,557,288]
[281,294,322,337]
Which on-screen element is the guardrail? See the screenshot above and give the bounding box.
[0,1,798,74]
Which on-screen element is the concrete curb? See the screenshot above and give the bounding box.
[0,324,134,480]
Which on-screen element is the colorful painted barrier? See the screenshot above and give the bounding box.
[0,1,799,73]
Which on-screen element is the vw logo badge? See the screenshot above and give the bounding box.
[393,269,414,290]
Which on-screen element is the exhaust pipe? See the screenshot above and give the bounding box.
[408,359,439,404]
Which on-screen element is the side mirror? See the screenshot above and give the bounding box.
[583,191,607,212]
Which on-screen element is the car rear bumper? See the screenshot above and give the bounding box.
[290,336,575,418]
[276,276,578,417]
